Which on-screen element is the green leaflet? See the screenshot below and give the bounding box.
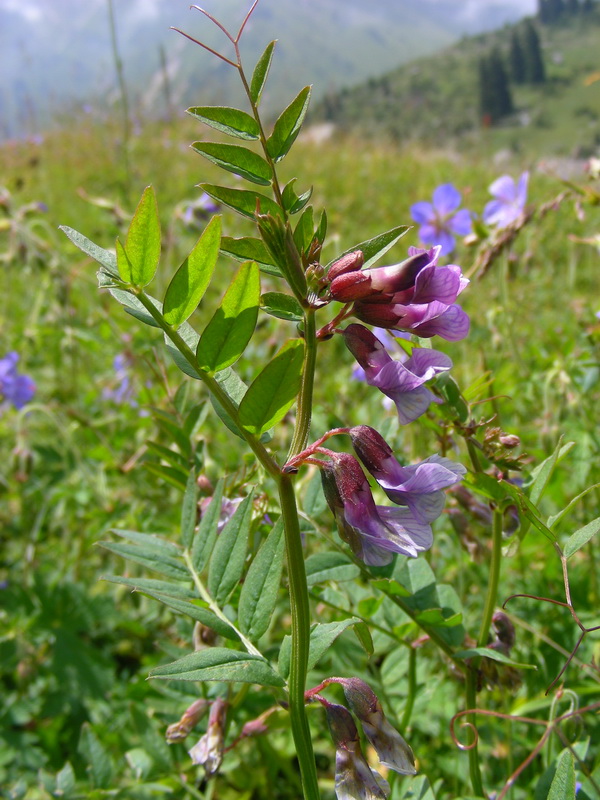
[547,751,576,800]
[266,86,312,162]
[187,106,260,140]
[260,292,303,322]
[220,235,280,275]
[59,225,118,275]
[162,215,221,327]
[304,552,360,586]
[103,576,196,600]
[278,618,371,679]
[325,224,410,271]
[250,41,276,106]
[293,206,314,255]
[281,179,313,215]
[564,515,600,559]
[238,519,285,641]
[117,186,161,286]
[149,648,284,687]
[453,648,536,670]
[207,491,254,606]
[200,184,282,220]
[196,261,260,373]
[130,588,240,641]
[191,479,224,574]
[100,540,189,581]
[78,724,113,789]
[238,339,304,435]
[180,468,198,550]
[192,142,272,186]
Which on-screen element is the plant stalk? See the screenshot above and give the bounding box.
[278,474,321,800]
[288,308,317,458]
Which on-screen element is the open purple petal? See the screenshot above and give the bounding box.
[389,384,439,425]
[412,304,470,341]
[488,175,517,203]
[410,201,435,225]
[516,171,529,208]
[412,264,462,305]
[449,208,473,236]
[432,184,462,215]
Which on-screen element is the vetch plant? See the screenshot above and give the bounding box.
[58,3,600,799]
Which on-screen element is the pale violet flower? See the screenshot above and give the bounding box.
[483,172,529,229]
[410,184,472,255]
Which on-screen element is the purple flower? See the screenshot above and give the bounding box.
[188,697,227,776]
[181,192,221,228]
[325,702,390,800]
[482,172,529,229]
[336,679,416,776]
[344,324,452,424]
[349,425,466,522]
[352,247,470,341]
[321,452,433,566]
[410,183,472,255]
[0,352,36,411]
[102,353,137,407]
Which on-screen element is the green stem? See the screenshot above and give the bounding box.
[288,309,317,459]
[400,647,417,733]
[477,508,504,648]
[464,509,503,799]
[465,668,486,797]
[278,474,320,800]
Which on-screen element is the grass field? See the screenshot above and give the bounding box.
[1,97,600,800]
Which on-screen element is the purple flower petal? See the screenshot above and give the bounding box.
[432,183,462,215]
[410,201,435,225]
[448,208,473,236]
[412,303,470,341]
[412,264,462,305]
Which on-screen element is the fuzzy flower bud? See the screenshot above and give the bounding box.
[328,250,365,281]
[326,702,390,800]
[166,698,209,742]
[338,679,416,776]
[188,697,227,776]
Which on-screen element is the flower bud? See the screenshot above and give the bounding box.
[328,250,364,281]
[348,426,395,477]
[339,678,416,776]
[491,611,516,654]
[498,434,520,448]
[166,698,209,742]
[188,697,227,776]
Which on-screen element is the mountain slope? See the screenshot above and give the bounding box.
[310,6,600,157]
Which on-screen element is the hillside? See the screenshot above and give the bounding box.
[311,5,600,157]
[0,0,533,140]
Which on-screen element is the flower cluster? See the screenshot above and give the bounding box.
[328,245,470,341]
[0,352,35,411]
[315,426,464,566]
[310,677,416,799]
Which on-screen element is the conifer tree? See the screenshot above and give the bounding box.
[522,20,546,83]
[478,50,514,124]
[566,0,580,14]
[509,30,526,84]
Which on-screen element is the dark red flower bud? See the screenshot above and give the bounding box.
[327,250,364,281]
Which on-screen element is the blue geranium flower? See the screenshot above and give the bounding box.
[0,352,35,411]
[483,172,529,229]
[410,184,472,255]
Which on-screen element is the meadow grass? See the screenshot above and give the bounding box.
[1,113,600,799]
